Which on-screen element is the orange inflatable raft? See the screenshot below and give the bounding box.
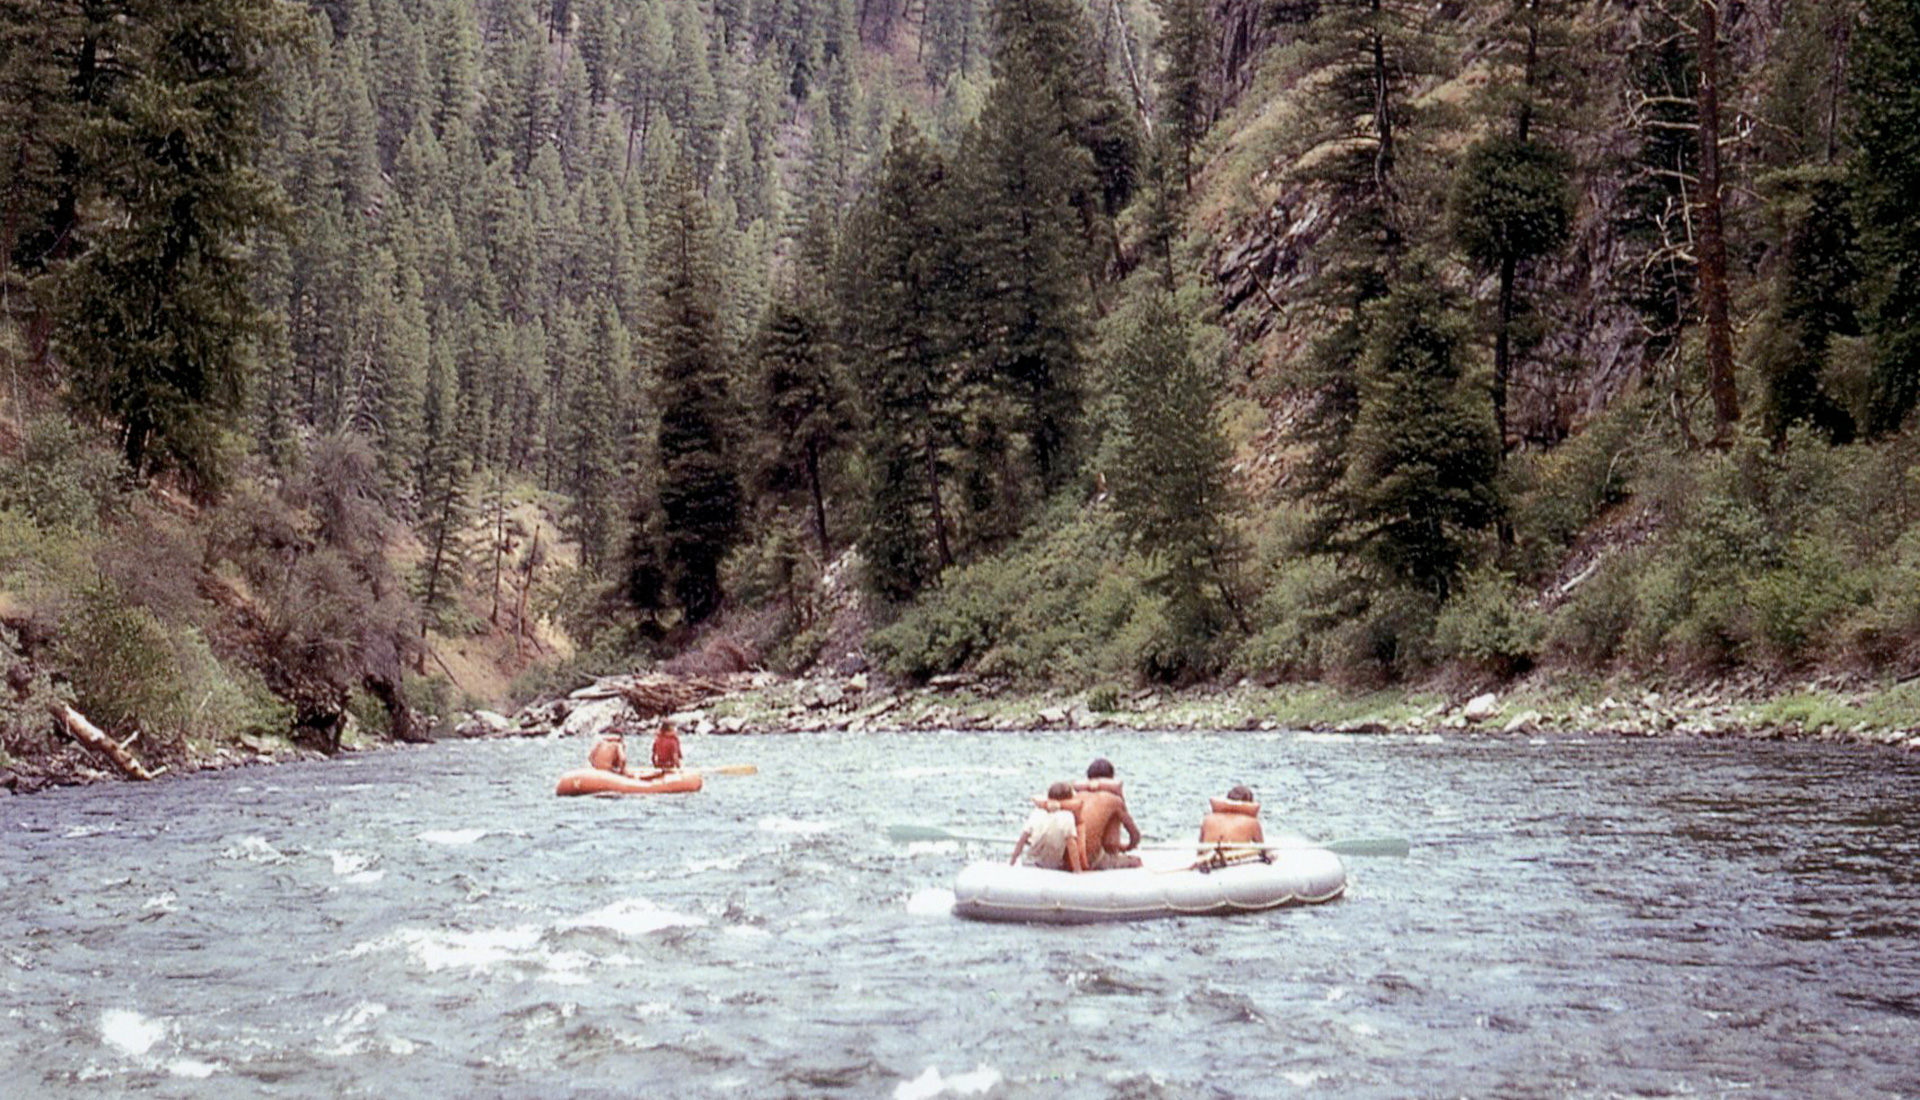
[554,768,704,796]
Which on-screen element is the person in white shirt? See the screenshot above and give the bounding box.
[1010,781,1086,872]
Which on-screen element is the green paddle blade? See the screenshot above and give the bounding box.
[886,824,1018,845]
[887,823,959,843]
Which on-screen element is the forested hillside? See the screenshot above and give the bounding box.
[5,0,1920,784]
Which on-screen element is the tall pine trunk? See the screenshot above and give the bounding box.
[1696,0,1740,443]
[805,441,830,558]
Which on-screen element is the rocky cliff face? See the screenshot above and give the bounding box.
[1201,0,1786,447]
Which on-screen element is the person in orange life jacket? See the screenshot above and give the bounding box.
[1199,785,1266,845]
[1074,757,1142,870]
[1010,781,1086,872]
[650,722,683,770]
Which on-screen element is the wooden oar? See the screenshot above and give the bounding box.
[707,764,758,776]
[886,823,1408,857]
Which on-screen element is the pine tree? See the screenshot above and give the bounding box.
[415,334,473,645]
[1334,271,1501,599]
[754,295,858,557]
[1447,135,1572,450]
[636,157,742,623]
[1851,0,1920,436]
[954,59,1090,496]
[1152,0,1215,189]
[1284,0,1449,537]
[57,0,297,488]
[987,0,1139,250]
[566,297,627,569]
[1752,166,1858,445]
[1449,0,1577,451]
[1110,291,1248,649]
[1619,7,1699,402]
[426,0,481,136]
[840,118,960,601]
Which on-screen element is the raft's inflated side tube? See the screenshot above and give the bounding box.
[951,844,1345,924]
[554,768,704,796]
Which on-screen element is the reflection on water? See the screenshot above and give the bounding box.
[2,731,1918,1098]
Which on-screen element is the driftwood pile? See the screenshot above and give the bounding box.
[615,674,732,719]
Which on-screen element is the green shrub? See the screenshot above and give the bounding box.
[869,510,1176,687]
[0,416,124,533]
[1433,567,1544,676]
[1739,534,1872,665]
[1319,586,1439,684]
[1,621,72,761]
[1506,395,1649,577]
[56,583,193,755]
[1544,555,1637,665]
[1230,552,1345,678]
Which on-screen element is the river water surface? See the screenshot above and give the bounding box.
[3,729,1918,1099]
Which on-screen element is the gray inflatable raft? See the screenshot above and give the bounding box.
[951,846,1347,924]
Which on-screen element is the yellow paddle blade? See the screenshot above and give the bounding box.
[710,764,758,776]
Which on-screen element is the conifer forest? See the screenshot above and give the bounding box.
[6,0,1920,776]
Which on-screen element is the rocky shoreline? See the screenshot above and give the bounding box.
[465,670,1920,752]
[10,670,1915,794]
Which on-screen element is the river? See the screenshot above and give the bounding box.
[2,729,1917,1099]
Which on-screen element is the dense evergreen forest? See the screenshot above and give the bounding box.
[4,0,1920,777]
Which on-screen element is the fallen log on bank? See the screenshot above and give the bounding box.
[49,703,164,781]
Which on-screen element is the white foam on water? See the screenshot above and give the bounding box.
[683,850,759,875]
[896,1064,1003,1100]
[1292,732,1361,744]
[143,892,177,914]
[905,888,956,916]
[1324,985,1349,1003]
[1284,1070,1330,1087]
[221,836,288,864]
[357,925,543,971]
[167,1058,222,1078]
[1408,733,1445,745]
[1348,1022,1379,1037]
[327,850,385,884]
[559,897,707,937]
[417,828,489,846]
[756,816,835,835]
[905,840,962,857]
[100,1009,164,1056]
[320,1001,418,1057]
[63,824,119,839]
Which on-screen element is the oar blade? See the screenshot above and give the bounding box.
[1321,836,1410,858]
[887,823,958,844]
[710,764,758,776]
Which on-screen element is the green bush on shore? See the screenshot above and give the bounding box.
[869,509,1173,687]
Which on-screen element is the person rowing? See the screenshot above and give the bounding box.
[651,722,683,771]
[1074,758,1141,870]
[587,728,631,774]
